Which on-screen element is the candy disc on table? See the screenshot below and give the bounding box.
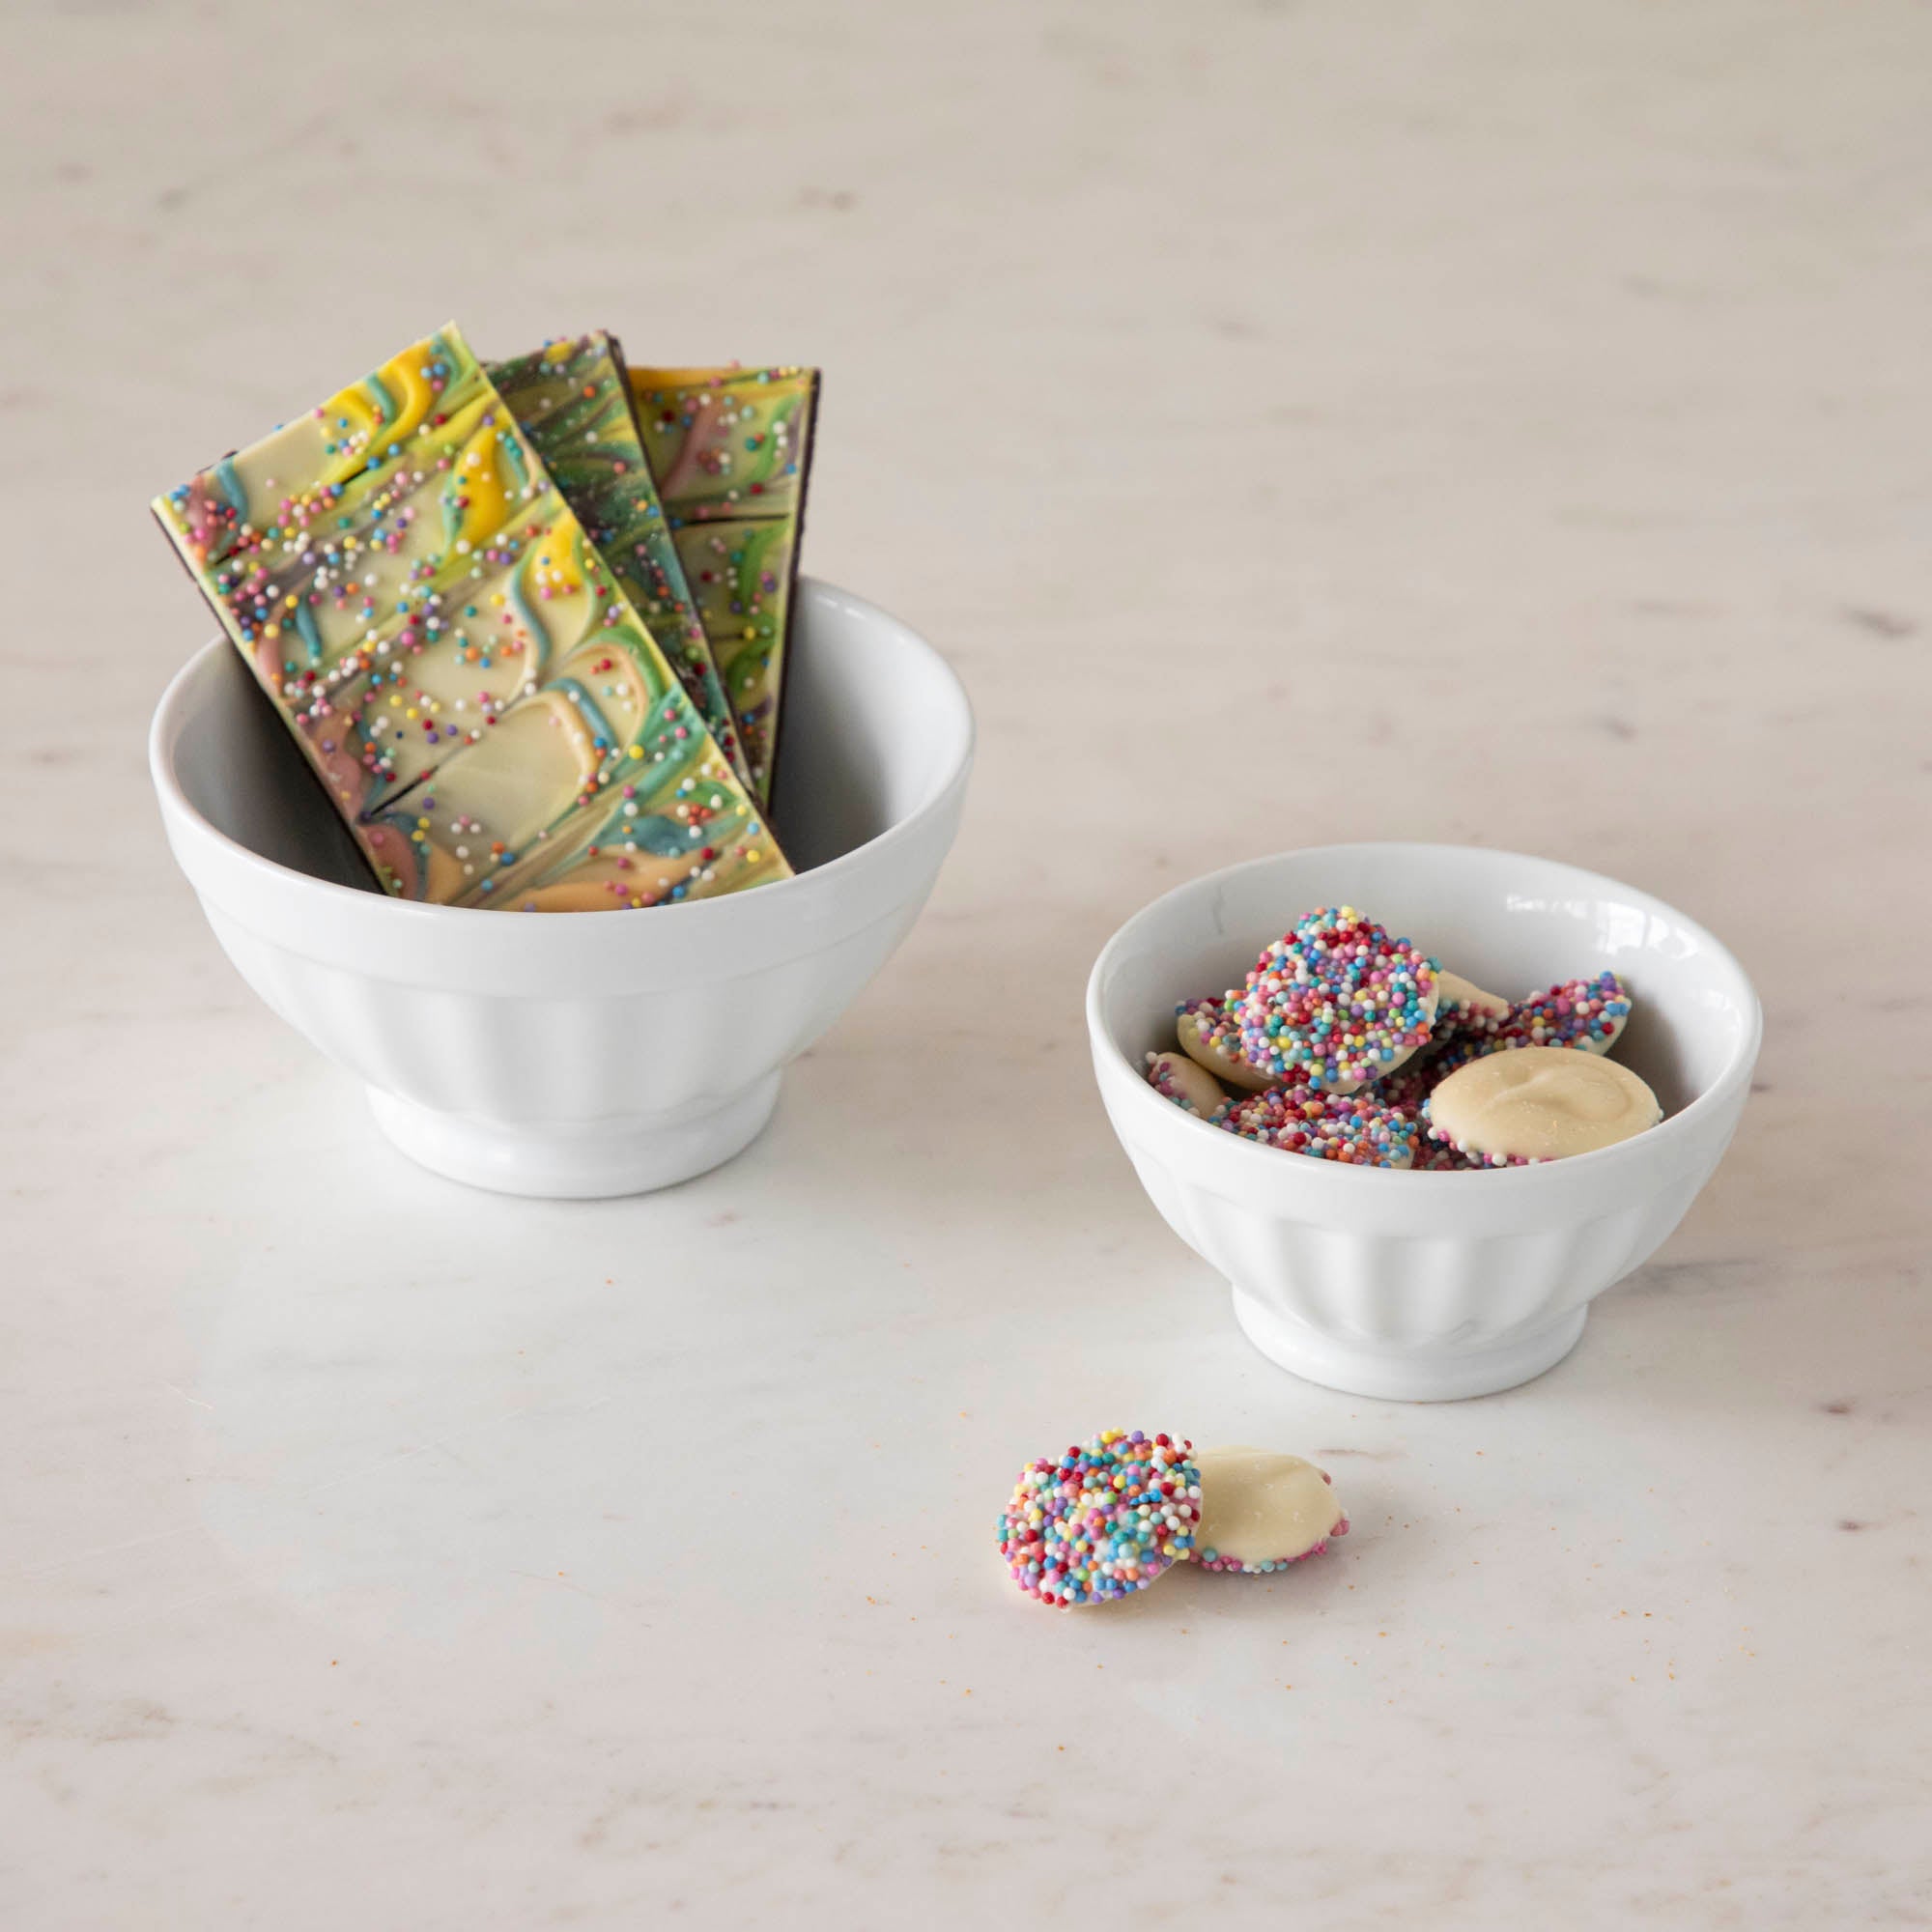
[1425,1044,1662,1166]
[1218,1085,1420,1169]
[1145,1050,1229,1119]
[1177,996,1275,1094]
[1234,907,1439,1094]
[1188,1447,1349,1574]
[997,1430,1200,1607]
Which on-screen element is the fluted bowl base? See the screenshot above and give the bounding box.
[1232,1289,1589,1402]
[368,1074,782,1199]
[149,581,975,1205]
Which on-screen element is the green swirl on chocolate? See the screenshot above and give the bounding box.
[626,363,818,806]
[489,334,747,790]
[152,323,790,910]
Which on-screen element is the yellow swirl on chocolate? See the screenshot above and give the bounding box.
[153,323,790,911]
[442,414,519,554]
[316,345,440,488]
[490,334,751,791]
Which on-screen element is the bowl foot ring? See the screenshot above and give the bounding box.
[1230,1290,1588,1402]
[368,1072,782,1199]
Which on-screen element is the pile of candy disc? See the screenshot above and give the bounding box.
[1145,902,1658,1170]
[998,1433,1349,1607]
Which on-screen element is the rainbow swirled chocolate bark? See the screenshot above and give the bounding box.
[152,323,790,911]
[488,333,753,792]
[626,364,820,806]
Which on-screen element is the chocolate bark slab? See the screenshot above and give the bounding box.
[490,333,753,792]
[153,323,789,910]
[626,364,820,808]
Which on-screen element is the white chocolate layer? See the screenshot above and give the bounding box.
[1194,1446,1344,1564]
[1178,1007,1275,1093]
[1428,1045,1662,1162]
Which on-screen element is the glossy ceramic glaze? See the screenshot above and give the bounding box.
[1088,844,1761,1399]
[151,580,974,1196]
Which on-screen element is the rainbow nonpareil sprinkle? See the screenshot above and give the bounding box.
[1416,1136,1489,1172]
[1511,970,1632,1052]
[1176,994,1274,1093]
[1195,1515,1350,1575]
[1419,1104,1542,1168]
[1217,1084,1421,1168]
[1144,1049,1227,1119]
[997,1429,1199,1607]
[1234,907,1439,1093]
[1375,1060,1438,1117]
[1435,969,1510,1031]
[1434,969,1633,1078]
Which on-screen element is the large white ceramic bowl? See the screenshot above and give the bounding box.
[151,580,974,1198]
[1088,845,1761,1400]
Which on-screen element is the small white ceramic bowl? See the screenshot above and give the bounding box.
[1087,845,1761,1400]
[151,580,974,1198]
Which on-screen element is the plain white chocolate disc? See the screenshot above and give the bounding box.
[1428,1045,1662,1163]
[1193,1446,1344,1564]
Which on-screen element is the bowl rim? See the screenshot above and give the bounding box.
[1084,840,1763,1190]
[149,575,976,928]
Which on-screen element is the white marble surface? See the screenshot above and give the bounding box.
[3,2,1929,1924]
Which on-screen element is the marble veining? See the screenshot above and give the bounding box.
[3,1,1930,1926]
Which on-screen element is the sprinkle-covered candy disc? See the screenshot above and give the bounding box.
[1176,996,1275,1094]
[1416,1137,1488,1172]
[1234,907,1439,1094]
[1435,969,1510,1031]
[1145,1049,1229,1119]
[1434,969,1634,1078]
[1217,1084,1420,1168]
[1377,1061,1483,1164]
[1374,1059,1439,1116]
[1509,970,1632,1054]
[997,1429,1199,1607]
